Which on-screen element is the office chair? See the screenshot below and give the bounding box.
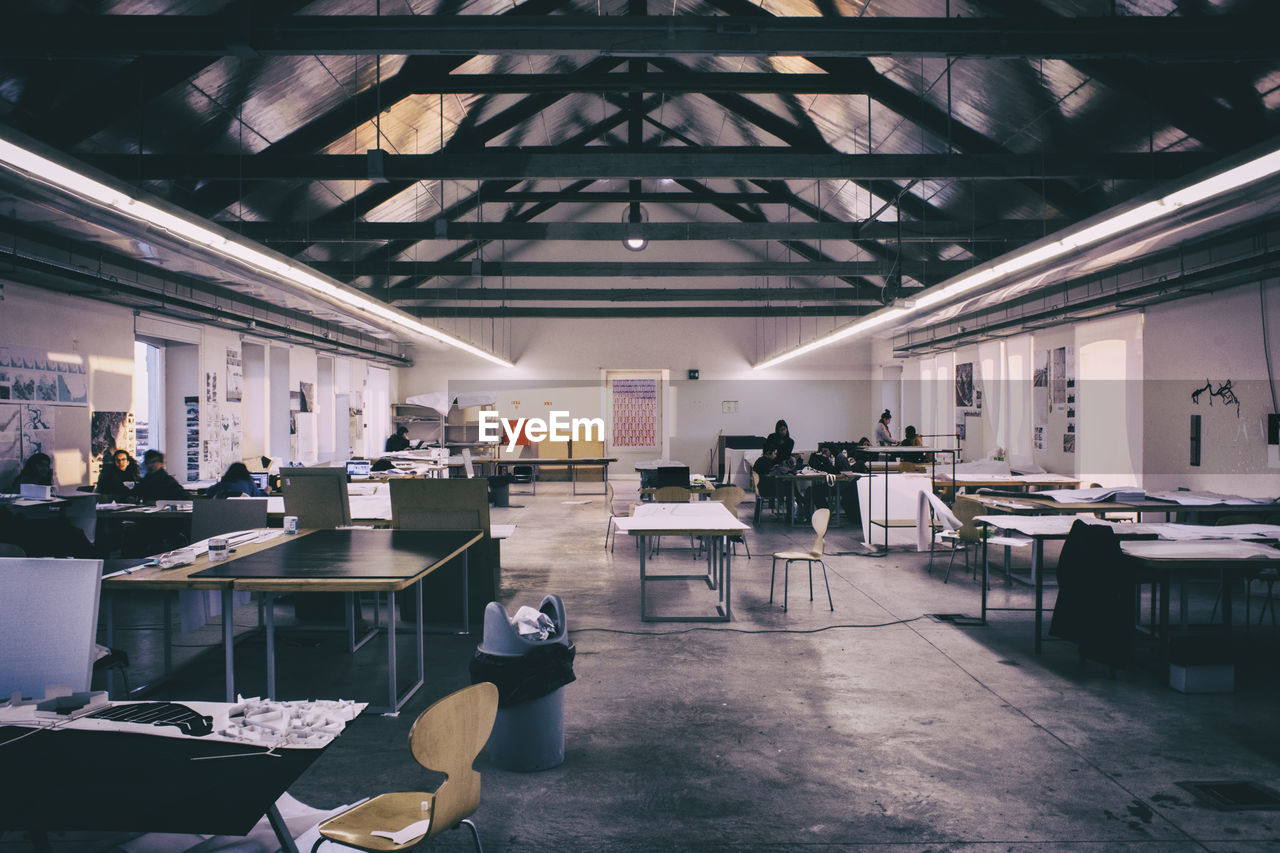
[312,682,499,853]
[770,508,833,612]
[190,498,268,542]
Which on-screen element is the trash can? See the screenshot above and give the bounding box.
[487,474,514,507]
[470,594,574,771]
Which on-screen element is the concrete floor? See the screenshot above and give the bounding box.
[7,480,1280,851]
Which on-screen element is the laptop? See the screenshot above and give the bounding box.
[250,472,270,492]
[345,459,372,478]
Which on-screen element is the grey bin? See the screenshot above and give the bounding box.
[473,594,573,772]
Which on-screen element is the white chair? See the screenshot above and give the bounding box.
[462,448,476,479]
[770,508,833,612]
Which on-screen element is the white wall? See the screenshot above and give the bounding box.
[0,282,135,487]
[1143,280,1280,496]
[401,316,876,472]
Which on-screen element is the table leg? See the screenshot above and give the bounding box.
[1033,540,1044,655]
[163,596,173,675]
[222,587,236,703]
[266,801,300,853]
[639,534,648,621]
[265,591,276,700]
[462,548,471,635]
[104,591,117,698]
[981,534,989,622]
[415,582,425,686]
[722,536,732,620]
[386,587,398,711]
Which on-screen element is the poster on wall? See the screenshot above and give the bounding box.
[0,404,22,471]
[1033,350,1050,426]
[89,411,135,485]
[185,397,200,480]
[0,344,88,405]
[1034,426,1045,451]
[610,378,658,448]
[295,413,314,461]
[299,382,314,414]
[1051,346,1067,411]
[20,404,54,457]
[220,412,242,469]
[204,371,218,405]
[226,348,242,403]
[955,362,975,409]
[1063,434,1075,453]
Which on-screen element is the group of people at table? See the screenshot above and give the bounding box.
[750,411,924,523]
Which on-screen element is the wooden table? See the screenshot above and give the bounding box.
[106,528,482,712]
[491,456,617,495]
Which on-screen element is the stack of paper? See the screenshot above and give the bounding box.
[1040,486,1145,503]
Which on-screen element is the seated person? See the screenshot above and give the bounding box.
[95,449,140,496]
[205,462,266,499]
[131,450,189,502]
[901,425,925,463]
[805,447,838,511]
[385,425,411,452]
[7,452,52,493]
[752,444,781,501]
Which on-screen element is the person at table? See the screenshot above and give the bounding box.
[6,452,52,493]
[805,447,838,511]
[131,450,189,502]
[752,444,781,503]
[767,419,797,465]
[874,410,895,446]
[385,425,411,452]
[95,449,140,496]
[900,425,925,463]
[205,462,267,499]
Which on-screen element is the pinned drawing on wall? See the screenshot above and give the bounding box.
[299,381,314,414]
[955,362,974,409]
[1034,426,1045,451]
[1051,346,1067,411]
[0,404,22,484]
[21,404,54,457]
[1063,433,1075,453]
[226,348,242,403]
[290,390,301,412]
[220,412,241,468]
[185,397,200,480]
[1191,378,1240,417]
[1033,350,1050,426]
[204,371,218,405]
[0,344,88,405]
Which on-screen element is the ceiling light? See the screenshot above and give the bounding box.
[754,139,1280,369]
[623,202,648,252]
[0,133,514,368]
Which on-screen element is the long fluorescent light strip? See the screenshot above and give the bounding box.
[755,145,1280,369]
[0,139,514,368]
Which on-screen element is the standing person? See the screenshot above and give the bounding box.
[131,450,189,502]
[95,449,140,496]
[767,419,796,464]
[874,410,895,446]
[385,425,411,452]
[205,462,266,499]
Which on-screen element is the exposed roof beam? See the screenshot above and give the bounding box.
[321,260,969,278]
[236,218,1064,242]
[7,15,1277,60]
[85,151,1212,181]
[393,287,880,303]
[476,190,793,203]
[406,71,867,95]
[408,306,882,317]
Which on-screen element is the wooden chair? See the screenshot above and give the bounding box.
[604,481,640,552]
[750,470,778,524]
[312,682,499,853]
[770,508,833,612]
[711,485,750,558]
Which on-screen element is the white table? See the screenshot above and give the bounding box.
[613,503,750,622]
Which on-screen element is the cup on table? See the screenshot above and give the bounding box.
[284,515,298,535]
[208,537,229,562]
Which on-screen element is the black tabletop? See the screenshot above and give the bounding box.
[191,528,481,579]
[0,723,323,835]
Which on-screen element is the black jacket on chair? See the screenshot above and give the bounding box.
[1049,520,1139,669]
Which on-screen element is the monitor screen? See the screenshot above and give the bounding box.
[345,459,372,478]
[250,472,270,492]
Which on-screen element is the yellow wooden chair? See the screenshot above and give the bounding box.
[312,682,499,853]
[770,508,833,611]
[604,480,641,551]
[711,485,750,558]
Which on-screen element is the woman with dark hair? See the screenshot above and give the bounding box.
[7,452,52,493]
[96,449,140,495]
[205,462,266,499]
[766,419,796,463]
[874,410,895,446]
